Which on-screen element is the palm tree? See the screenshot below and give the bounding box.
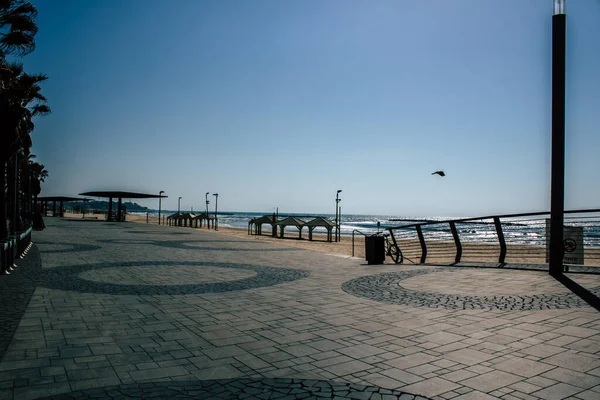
[0,0,41,244]
[19,153,47,218]
[0,62,49,239]
[0,0,38,58]
[1,0,39,240]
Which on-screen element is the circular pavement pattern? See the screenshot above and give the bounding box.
[79,265,257,285]
[39,261,309,296]
[37,378,430,400]
[34,241,103,254]
[150,240,305,252]
[342,268,600,310]
[125,230,192,235]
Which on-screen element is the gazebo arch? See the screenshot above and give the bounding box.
[305,217,335,242]
[275,216,306,239]
[166,212,180,226]
[249,215,276,236]
[192,213,214,229]
[177,213,196,227]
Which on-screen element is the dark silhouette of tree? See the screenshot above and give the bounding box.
[0,0,38,58]
[1,0,42,240]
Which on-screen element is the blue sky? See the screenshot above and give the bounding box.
[25,0,600,216]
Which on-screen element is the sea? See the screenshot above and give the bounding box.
[131,211,600,248]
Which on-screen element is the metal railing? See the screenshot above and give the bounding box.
[351,229,369,257]
[1,227,33,275]
[387,209,600,269]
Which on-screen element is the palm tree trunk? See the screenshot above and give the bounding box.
[0,160,8,241]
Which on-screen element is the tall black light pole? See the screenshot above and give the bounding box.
[549,0,566,277]
[335,190,342,242]
[213,193,218,230]
[205,192,209,216]
[158,190,164,225]
[178,196,182,214]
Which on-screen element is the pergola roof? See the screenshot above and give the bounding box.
[252,215,274,225]
[79,191,167,199]
[167,212,180,219]
[305,217,335,228]
[177,213,196,219]
[276,216,306,227]
[193,213,214,220]
[37,196,87,202]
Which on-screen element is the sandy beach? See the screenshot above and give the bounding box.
[61,211,600,267]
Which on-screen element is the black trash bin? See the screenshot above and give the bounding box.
[365,234,385,264]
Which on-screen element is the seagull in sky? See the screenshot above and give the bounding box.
[432,171,445,177]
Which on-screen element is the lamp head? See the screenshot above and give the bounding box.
[337,190,342,193]
[554,0,565,15]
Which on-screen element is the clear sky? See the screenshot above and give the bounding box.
[25,0,600,216]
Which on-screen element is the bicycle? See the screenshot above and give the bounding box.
[383,233,403,264]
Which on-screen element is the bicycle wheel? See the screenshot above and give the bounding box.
[388,244,403,264]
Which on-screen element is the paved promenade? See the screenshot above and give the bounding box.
[0,218,599,400]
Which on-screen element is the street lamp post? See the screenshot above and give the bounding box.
[178,197,182,214]
[549,0,566,277]
[158,190,164,225]
[213,193,218,230]
[205,192,210,229]
[335,190,342,242]
[205,192,209,214]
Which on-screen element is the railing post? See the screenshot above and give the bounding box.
[493,217,507,264]
[449,222,462,264]
[352,231,355,257]
[416,225,427,264]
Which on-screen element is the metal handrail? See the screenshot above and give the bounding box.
[387,208,600,267]
[388,208,600,231]
[351,229,369,257]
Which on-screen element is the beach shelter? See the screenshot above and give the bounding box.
[79,191,167,222]
[192,213,214,229]
[275,216,306,239]
[36,196,86,217]
[305,217,335,242]
[249,215,276,236]
[177,213,196,227]
[166,212,180,226]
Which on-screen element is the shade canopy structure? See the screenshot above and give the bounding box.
[174,213,195,227]
[192,213,215,229]
[79,191,168,222]
[248,215,277,236]
[36,196,88,217]
[305,217,335,242]
[37,196,87,202]
[275,216,306,239]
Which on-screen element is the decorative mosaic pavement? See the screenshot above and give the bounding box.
[342,268,600,310]
[0,218,599,400]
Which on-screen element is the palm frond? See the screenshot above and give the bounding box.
[8,2,37,19]
[1,13,37,35]
[0,31,34,55]
[30,103,49,116]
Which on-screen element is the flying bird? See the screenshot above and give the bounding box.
[432,171,445,177]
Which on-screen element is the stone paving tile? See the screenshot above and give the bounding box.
[493,358,555,378]
[461,370,523,392]
[0,218,599,399]
[542,351,600,373]
[399,377,461,398]
[530,382,583,400]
